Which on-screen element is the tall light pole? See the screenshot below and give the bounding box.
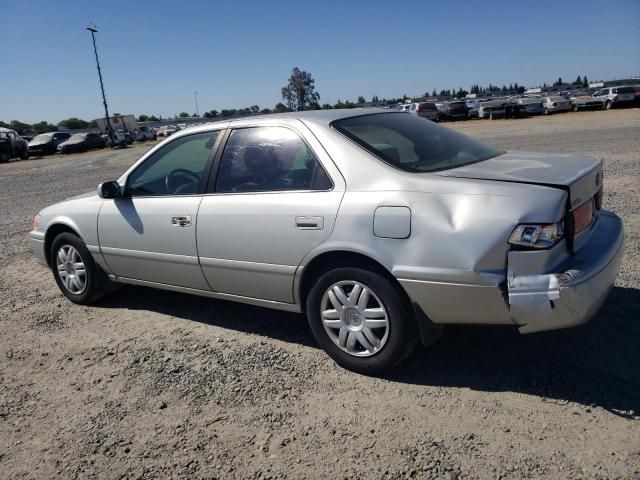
[193,91,199,117]
[86,25,114,146]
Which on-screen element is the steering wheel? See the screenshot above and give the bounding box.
[165,168,200,194]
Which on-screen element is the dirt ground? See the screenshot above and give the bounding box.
[1,109,639,480]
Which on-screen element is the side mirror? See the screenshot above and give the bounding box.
[98,180,123,199]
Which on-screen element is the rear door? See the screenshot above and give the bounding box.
[196,122,345,303]
[98,130,223,289]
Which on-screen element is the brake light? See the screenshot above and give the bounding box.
[572,200,594,234]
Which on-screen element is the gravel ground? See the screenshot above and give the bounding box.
[1,109,639,480]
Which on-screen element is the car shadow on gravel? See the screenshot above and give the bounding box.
[97,285,639,417]
[96,285,317,348]
[389,286,640,418]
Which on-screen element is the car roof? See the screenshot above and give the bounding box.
[172,108,397,136]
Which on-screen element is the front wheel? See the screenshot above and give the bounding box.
[306,267,417,374]
[50,232,105,304]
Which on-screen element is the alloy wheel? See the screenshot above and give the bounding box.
[56,245,87,294]
[320,280,390,357]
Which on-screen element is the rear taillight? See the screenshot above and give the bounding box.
[572,199,594,234]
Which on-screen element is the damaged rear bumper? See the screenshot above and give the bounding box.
[508,211,624,333]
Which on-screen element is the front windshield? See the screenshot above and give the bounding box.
[32,133,53,142]
[332,113,503,173]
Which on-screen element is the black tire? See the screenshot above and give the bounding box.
[20,148,29,160]
[543,108,549,115]
[572,105,579,113]
[0,152,8,163]
[50,232,105,304]
[605,101,612,110]
[306,267,417,375]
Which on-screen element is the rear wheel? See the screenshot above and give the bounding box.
[0,152,8,163]
[306,267,417,374]
[50,233,105,304]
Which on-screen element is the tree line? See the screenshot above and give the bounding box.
[2,69,598,133]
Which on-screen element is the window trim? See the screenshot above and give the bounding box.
[205,125,334,195]
[125,129,225,198]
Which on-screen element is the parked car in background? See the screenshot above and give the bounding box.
[57,132,106,154]
[436,101,469,121]
[570,92,604,112]
[399,104,411,112]
[136,126,154,141]
[592,86,636,109]
[27,132,71,156]
[510,97,544,117]
[101,130,128,148]
[478,99,507,119]
[0,127,29,162]
[28,110,624,373]
[20,135,34,143]
[465,99,485,119]
[542,96,571,115]
[164,125,179,137]
[408,102,439,121]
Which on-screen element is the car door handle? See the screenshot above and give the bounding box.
[171,215,192,227]
[296,216,324,230]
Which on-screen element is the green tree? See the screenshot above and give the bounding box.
[149,115,159,121]
[137,115,149,122]
[554,77,563,86]
[281,67,321,111]
[250,105,260,114]
[32,121,56,134]
[582,75,589,87]
[179,112,190,118]
[321,103,331,109]
[9,120,31,134]
[371,95,379,103]
[260,108,271,114]
[274,102,288,113]
[432,89,437,97]
[58,118,89,130]
[357,96,366,104]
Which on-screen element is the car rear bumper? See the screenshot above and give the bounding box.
[507,211,624,333]
[29,230,48,266]
[397,211,624,334]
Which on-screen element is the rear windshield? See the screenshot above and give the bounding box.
[332,113,503,173]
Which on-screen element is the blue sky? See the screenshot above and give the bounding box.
[1,0,639,123]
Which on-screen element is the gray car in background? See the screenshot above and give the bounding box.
[29,110,624,373]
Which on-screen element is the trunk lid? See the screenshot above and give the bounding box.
[437,151,604,252]
[436,151,602,209]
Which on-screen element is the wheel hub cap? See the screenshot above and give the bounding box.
[320,280,390,358]
[56,245,87,295]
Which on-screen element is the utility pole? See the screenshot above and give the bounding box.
[86,25,114,147]
[193,91,199,118]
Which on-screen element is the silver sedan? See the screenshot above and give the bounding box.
[30,110,624,373]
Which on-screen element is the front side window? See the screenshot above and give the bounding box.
[214,126,332,193]
[333,112,502,173]
[128,131,219,196]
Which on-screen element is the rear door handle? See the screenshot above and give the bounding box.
[172,215,192,227]
[296,216,324,230]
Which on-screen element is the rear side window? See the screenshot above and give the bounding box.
[214,126,332,193]
[333,113,502,173]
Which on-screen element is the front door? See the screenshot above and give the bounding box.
[98,130,221,290]
[196,125,344,303]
